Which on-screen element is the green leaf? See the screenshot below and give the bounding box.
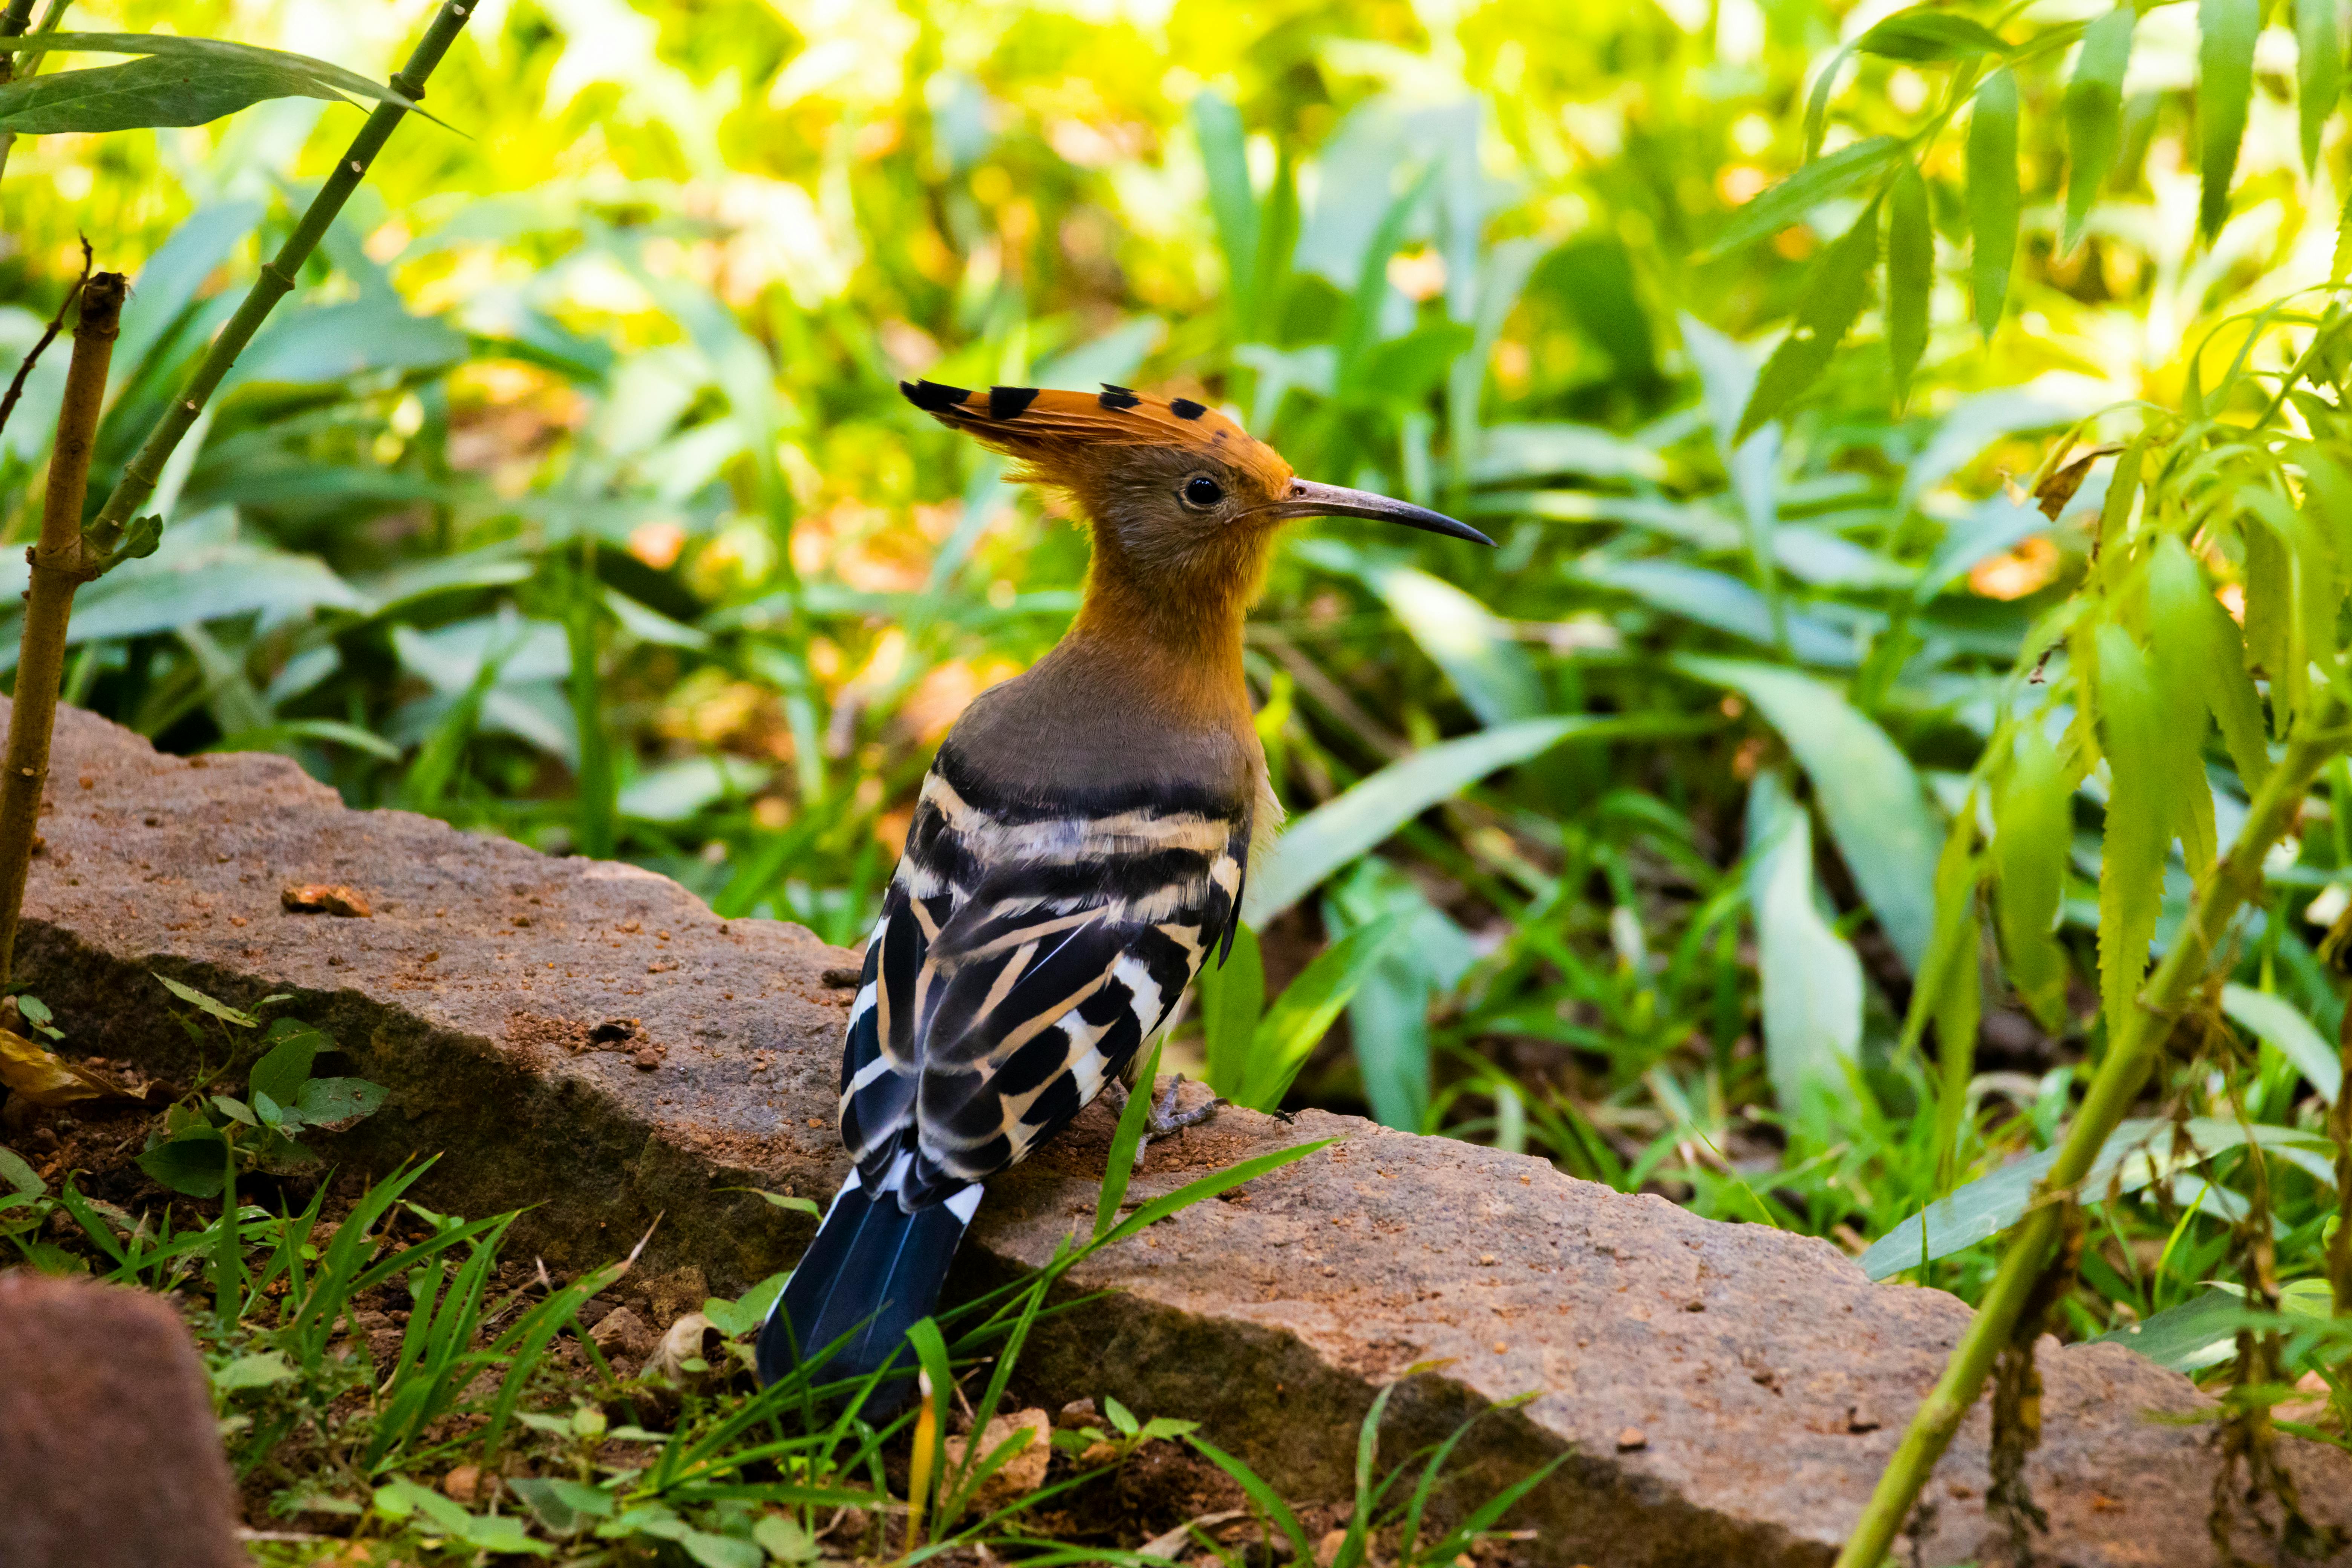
[1677,658,1941,971]
[2092,625,2169,1035]
[136,1127,230,1197]
[1862,1117,2334,1278]
[1856,7,2011,60]
[2199,0,2260,237]
[1248,717,1583,923]
[1803,45,1860,161]
[701,1271,788,1338]
[1362,567,1545,726]
[1698,136,1903,259]
[746,1189,820,1216]
[1886,161,1933,407]
[1992,725,2072,1032]
[153,972,256,1027]
[212,1350,295,1392]
[1966,67,2020,340]
[1237,917,1410,1112]
[753,1513,818,1563]
[248,1024,325,1110]
[2220,984,2343,1104]
[0,32,445,126]
[2092,1285,2248,1371]
[680,1531,763,1568]
[294,1077,388,1127]
[1746,775,1864,1131]
[1192,92,1260,335]
[1196,922,1265,1103]
[0,1145,40,1195]
[2063,8,2135,251]
[2147,535,2269,790]
[0,54,340,133]
[1736,196,1880,441]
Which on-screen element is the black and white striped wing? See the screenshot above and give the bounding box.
[835,756,1246,1210]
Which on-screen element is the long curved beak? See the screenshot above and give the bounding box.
[1248,478,1495,546]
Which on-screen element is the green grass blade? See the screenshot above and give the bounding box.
[1184,1435,1312,1560]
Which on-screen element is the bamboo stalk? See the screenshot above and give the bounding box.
[78,0,476,568]
[1834,710,2345,1566]
[0,270,121,984]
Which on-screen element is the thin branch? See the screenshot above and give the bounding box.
[79,0,476,571]
[0,236,89,444]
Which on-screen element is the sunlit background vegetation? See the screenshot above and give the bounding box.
[8,0,2352,1378]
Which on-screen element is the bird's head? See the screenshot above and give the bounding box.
[900,380,1491,627]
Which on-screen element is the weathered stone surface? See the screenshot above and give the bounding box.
[13,698,2351,1565]
[0,1272,245,1568]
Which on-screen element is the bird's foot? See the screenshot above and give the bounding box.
[1145,1073,1222,1141]
[1106,1074,1223,1173]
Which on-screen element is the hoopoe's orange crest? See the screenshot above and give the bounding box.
[901,380,1295,497]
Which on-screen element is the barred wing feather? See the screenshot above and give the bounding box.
[836,752,1247,1211]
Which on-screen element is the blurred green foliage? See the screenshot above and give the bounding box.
[6,0,2352,1403]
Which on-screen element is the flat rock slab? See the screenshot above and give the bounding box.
[13,700,2349,1565]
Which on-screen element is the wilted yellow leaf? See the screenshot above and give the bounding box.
[0,1029,125,1107]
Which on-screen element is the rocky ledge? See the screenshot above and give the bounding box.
[11,699,2346,1566]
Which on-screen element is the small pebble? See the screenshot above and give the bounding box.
[1615,1427,1647,1452]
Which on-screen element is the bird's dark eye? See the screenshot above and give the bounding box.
[1183,475,1224,508]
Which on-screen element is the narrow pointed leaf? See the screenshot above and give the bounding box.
[1746,776,1864,1132]
[1680,657,1941,970]
[1856,8,2011,60]
[2063,9,2135,251]
[2148,534,2268,791]
[1247,717,1587,922]
[1700,136,1903,258]
[1191,92,1260,335]
[0,55,341,133]
[1803,44,1859,161]
[2220,985,2342,1104]
[1196,923,1265,1104]
[0,32,444,126]
[1993,725,2071,1031]
[2296,0,2341,171]
[1736,196,1880,441]
[1967,68,2020,340]
[1862,1116,2334,1277]
[2199,0,2260,237]
[1237,916,1409,1112]
[2092,625,2168,1032]
[1886,162,1933,407]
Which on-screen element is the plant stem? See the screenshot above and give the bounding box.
[78,0,476,568]
[2329,997,2351,1319]
[0,271,121,985]
[0,0,69,188]
[1834,707,2345,1566]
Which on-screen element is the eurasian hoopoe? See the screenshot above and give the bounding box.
[756,380,1492,1404]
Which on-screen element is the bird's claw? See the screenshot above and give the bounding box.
[1145,1073,1222,1140]
[1118,1073,1223,1173]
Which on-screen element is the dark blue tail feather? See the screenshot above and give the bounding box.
[755,1171,978,1415]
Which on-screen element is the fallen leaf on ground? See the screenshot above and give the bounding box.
[281,884,372,917]
[0,1029,131,1106]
